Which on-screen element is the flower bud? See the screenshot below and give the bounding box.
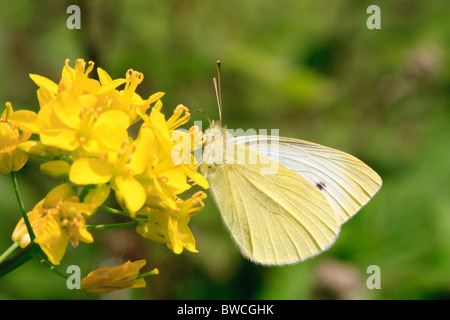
[40,160,71,179]
[18,141,56,160]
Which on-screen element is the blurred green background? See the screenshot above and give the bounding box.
[0,0,449,300]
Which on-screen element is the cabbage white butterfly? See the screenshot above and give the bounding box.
[201,62,382,265]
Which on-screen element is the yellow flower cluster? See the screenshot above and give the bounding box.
[6,59,208,276]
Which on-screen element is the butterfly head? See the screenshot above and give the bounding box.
[204,120,234,144]
[203,120,221,142]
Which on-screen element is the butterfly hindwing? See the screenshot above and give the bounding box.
[205,143,340,265]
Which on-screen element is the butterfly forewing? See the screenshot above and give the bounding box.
[231,135,382,225]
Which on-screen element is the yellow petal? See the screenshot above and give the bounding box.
[83,184,111,208]
[37,87,56,107]
[7,110,40,133]
[96,67,113,84]
[0,123,18,151]
[0,152,13,174]
[146,175,177,210]
[0,121,28,173]
[130,259,147,270]
[72,78,101,95]
[147,92,165,104]
[61,201,95,217]
[114,176,146,216]
[69,158,112,185]
[128,136,152,175]
[153,99,163,112]
[92,111,129,151]
[81,139,100,154]
[43,183,76,208]
[149,106,173,155]
[51,91,82,130]
[97,79,127,95]
[29,74,58,94]
[78,94,98,109]
[162,166,190,192]
[34,213,70,265]
[40,128,79,151]
[93,125,129,153]
[96,67,128,93]
[76,221,94,243]
[0,151,14,174]
[95,110,129,129]
[167,216,183,254]
[136,210,168,244]
[11,148,28,172]
[177,217,198,253]
[130,278,147,289]
[187,170,209,189]
[12,200,46,248]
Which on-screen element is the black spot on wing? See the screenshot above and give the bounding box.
[316,182,326,191]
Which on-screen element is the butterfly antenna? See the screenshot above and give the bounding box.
[191,109,211,126]
[213,60,223,123]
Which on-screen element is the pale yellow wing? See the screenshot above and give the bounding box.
[231,136,382,225]
[204,144,340,265]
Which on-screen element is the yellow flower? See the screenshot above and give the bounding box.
[30,59,96,107]
[8,92,130,157]
[166,104,191,130]
[0,103,31,174]
[29,58,167,125]
[29,59,125,102]
[12,199,48,248]
[35,184,97,265]
[12,183,110,265]
[69,137,149,216]
[98,68,164,124]
[43,92,130,154]
[136,101,208,212]
[81,260,151,293]
[137,191,207,254]
[58,58,99,94]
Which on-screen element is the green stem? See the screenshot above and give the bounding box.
[78,186,92,202]
[87,221,138,230]
[137,268,159,279]
[0,241,20,263]
[99,205,130,217]
[36,254,68,280]
[99,205,147,219]
[10,171,35,241]
[0,242,41,279]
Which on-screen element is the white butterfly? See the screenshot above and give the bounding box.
[200,63,382,265]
